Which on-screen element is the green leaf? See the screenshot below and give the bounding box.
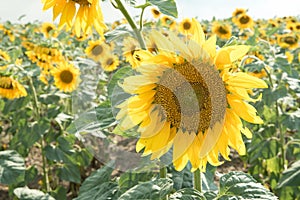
[118,171,154,194]
[0,150,25,185]
[119,178,173,200]
[105,25,132,43]
[75,164,116,200]
[218,171,277,200]
[170,188,206,200]
[58,163,81,183]
[277,160,300,188]
[170,163,193,190]
[148,0,178,18]
[14,187,55,200]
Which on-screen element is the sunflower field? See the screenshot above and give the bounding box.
[0,0,300,199]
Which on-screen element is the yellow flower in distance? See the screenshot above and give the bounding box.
[232,8,246,23]
[100,54,120,72]
[85,40,110,62]
[116,19,268,172]
[212,22,232,39]
[277,33,299,49]
[41,22,57,38]
[42,0,107,37]
[178,18,195,35]
[0,76,27,99]
[0,49,11,70]
[235,13,254,29]
[51,62,80,92]
[151,7,161,19]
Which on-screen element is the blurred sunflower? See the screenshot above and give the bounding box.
[235,14,254,29]
[0,49,11,70]
[116,19,267,171]
[178,18,195,35]
[100,54,119,72]
[51,62,80,92]
[122,37,141,69]
[42,0,107,37]
[277,33,299,49]
[212,22,232,39]
[161,16,176,30]
[151,8,161,19]
[85,40,110,62]
[0,76,27,99]
[41,22,57,38]
[232,8,246,23]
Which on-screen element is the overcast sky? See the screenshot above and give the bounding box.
[0,0,299,23]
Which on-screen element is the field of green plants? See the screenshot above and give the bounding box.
[0,0,300,199]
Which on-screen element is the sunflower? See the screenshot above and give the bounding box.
[116,19,267,172]
[122,37,141,69]
[161,16,176,30]
[41,22,57,38]
[151,7,161,19]
[277,33,299,49]
[0,76,27,99]
[232,8,246,23]
[51,62,80,92]
[85,40,109,62]
[100,54,119,72]
[235,13,254,29]
[0,50,11,70]
[212,22,232,39]
[178,18,195,35]
[42,0,107,37]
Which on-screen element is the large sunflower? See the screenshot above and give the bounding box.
[0,76,27,99]
[116,19,267,171]
[51,62,80,92]
[42,0,107,37]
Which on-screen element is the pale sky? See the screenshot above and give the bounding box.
[0,0,299,23]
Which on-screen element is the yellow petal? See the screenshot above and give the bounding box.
[203,34,217,59]
[225,72,268,89]
[191,18,205,46]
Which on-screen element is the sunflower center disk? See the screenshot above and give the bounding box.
[218,26,228,34]
[183,22,192,30]
[283,36,297,45]
[154,62,227,134]
[60,70,73,84]
[91,45,103,56]
[240,16,250,24]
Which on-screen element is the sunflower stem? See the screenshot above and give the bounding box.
[28,77,51,192]
[159,167,168,200]
[263,66,286,171]
[194,169,202,193]
[113,0,147,49]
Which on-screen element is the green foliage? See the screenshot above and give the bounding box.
[0,150,25,185]
[14,187,55,200]
[277,160,300,188]
[170,188,206,200]
[148,0,178,18]
[217,172,277,200]
[119,178,173,200]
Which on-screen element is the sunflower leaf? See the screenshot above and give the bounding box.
[14,187,55,200]
[148,0,178,18]
[218,171,277,199]
[118,178,173,200]
[0,150,25,185]
[169,188,206,200]
[277,160,300,188]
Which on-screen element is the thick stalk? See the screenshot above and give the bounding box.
[159,167,168,200]
[113,0,146,49]
[194,169,202,192]
[28,78,51,192]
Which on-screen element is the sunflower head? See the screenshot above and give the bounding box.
[277,33,299,49]
[51,62,80,92]
[0,76,27,99]
[151,7,161,19]
[161,16,176,30]
[178,18,195,35]
[100,54,119,72]
[85,40,110,62]
[116,19,267,172]
[41,22,57,38]
[212,22,232,39]
[235,14,254,29]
